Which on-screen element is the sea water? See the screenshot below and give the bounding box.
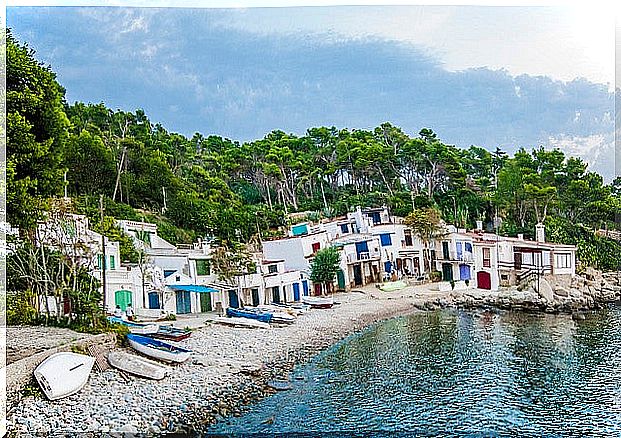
[208,306,621,437]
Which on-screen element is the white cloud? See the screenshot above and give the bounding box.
[547,133,615,181]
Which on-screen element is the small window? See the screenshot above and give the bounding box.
[556,253,571,269]
[196,259,211,276]
[404,231,413,247]
[176,276,181,282]
[483,247,491,268]
[379,233,392,247]
[109,255,115,270]
[501,274,509,281]
[268,264,278,274]
[312,242,321,253]
[340,224,349,234]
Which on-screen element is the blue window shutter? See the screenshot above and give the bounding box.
[380,234,392,246]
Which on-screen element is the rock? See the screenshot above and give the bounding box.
[554,287,569,297]
[537,278,554,302]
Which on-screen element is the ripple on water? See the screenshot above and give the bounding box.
[208,306,621,437]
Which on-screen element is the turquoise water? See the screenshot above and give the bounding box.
[208,306,621,437]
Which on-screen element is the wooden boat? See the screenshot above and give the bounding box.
[147,325,191,342]
[214,316,270,329]
[107,350,169,380]
[34,352,95,400]
[257,304,300,317]
[127,334,192,363]
[226,307,272,323]
[108,316,159,335]
[302,296,334,309]
[267,303,309,315]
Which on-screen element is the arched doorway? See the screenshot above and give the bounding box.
[477,271,492,290]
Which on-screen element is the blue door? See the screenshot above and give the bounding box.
[293,283,300,301]
[355,241,369,257]
[228,290,239,309]
[148,292,160,309]
[384,261,392,273]
[456,242,463,260]
[175,291,191,314]
[460,264,471,281]
[302,280,309,296]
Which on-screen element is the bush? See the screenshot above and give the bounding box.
[429,271,442,282]
[7,290,38,325]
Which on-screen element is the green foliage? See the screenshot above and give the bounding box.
[7,290,38,325]
[310,247,342,294]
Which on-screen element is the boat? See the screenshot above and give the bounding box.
[214,316,270,329]
[302,296,334,309]
[245,306,296,324]
[379,280,408,292]
[256,304,300,317]
[146,325,191,342]
[127,334,192,363]
[268,303,310,315]
[226,307,272,323]
[34,352,95,400]
[107,350,169,380]
[108,316,159,335]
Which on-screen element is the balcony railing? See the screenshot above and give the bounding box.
[346,251,379,263]
[438,251,474,263]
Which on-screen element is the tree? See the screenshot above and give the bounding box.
[309,247,341,295]
[210,240,256,307]
[7,31,69,231]
[403,208,445,272]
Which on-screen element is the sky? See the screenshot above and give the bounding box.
[6,3,618,179]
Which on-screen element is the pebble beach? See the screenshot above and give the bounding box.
[7,272,621,437]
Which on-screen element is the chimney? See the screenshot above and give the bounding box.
[476,220,483,231]
[517,233,524,241]
[536,223,545,243]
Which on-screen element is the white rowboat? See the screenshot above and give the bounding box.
[107,350,170,380]
[127,334,192,363]
[34,352,95,400]
[302,296,334,309]
[214,316,270,329]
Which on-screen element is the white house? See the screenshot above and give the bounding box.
[368,222,427,279]
[331,233,382,290]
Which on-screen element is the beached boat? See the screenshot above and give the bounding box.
[107,350,169,380]
[127,334,192,363]
[247,306,296,324]
[268,303,310,315]
[226,307,272,323]
[302,296,334,309]
[147,325,191,342]
[214,316,270,329]
[108,316,159,335]
[34,352,95,400]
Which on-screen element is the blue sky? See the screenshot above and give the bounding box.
[7,5,616,179]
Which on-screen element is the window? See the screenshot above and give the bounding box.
[196,259,211,276]
[556,253,571,269]
[312,242,321,253]
[379,233,392,247]
[268,264,278,274]
[109,255,115,270]
[175,276,181,282]
[340,224,349,234]
[97,254,103,269]
[483,247,491,267]
[404,231,413,247]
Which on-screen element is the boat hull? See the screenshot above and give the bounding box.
[108,350,169,380]
[302,297,334,309]
[214,316,270,329]
[34,352,95,400]
[147,326,191,342]
[108,316,159,335]
[226,307,272,323]
[127,334,192,363]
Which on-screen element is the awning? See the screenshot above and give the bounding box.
[169,284,218,293]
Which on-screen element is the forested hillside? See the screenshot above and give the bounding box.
[7,31,621,271]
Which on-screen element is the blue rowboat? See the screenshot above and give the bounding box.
[127,334,192,363]
[108,316,159,335]
[226,307,272,323]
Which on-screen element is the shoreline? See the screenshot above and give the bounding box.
[7,274,621,436]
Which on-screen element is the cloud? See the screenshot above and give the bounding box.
[7,6,614,178]
[547,133,615,181]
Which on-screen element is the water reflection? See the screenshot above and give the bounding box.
[209,306,621,437]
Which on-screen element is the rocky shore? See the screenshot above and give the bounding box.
[7,272,621,437]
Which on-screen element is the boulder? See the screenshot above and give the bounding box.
[554,287,569,297]
[537,278,554,302]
